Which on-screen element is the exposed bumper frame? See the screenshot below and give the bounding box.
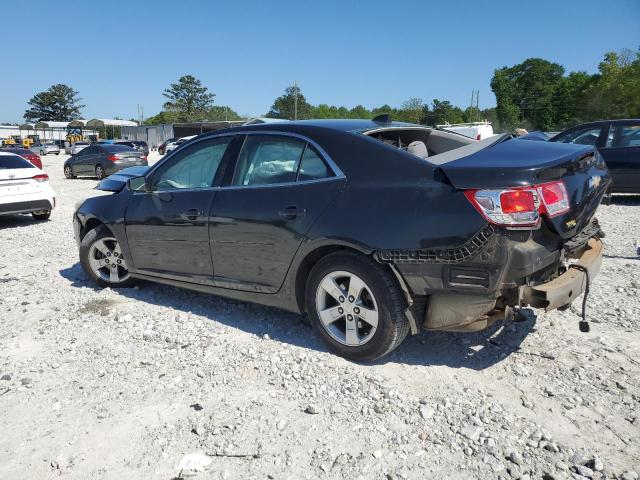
[521,237,603,311]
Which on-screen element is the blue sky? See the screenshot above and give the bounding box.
[1,0,638,122]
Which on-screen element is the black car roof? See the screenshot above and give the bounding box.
[567,119,640,128]
[199,118,419,139]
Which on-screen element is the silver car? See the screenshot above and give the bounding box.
[68,141,90,155]
[31,142,60,156]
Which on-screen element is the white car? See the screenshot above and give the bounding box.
[165,135,197,153]
[0,152,55,220]
[65,141,90,155]
[437,122,495,140]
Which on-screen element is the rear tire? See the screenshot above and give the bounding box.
[80,225,137,288]
[32,211,51,221]
[40,150,45,155]
[305,251,409,362]
[64,165,75,179]
[95,165,106,180]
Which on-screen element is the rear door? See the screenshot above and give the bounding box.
[72,145,97,174]
[209,134,344,293]
[599,121,640,192]
[124,135,234,281]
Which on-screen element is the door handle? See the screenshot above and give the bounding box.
[278,206,307,219]
[181,209,203,221]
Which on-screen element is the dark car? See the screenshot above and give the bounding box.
[550,119,640,193]
[158,138,177,155]
[0,147,42,169]
[115,140,149,156]
[64,144,148,180]
[72,119,610,361]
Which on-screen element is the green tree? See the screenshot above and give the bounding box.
[23,84,84,122]
[162,75,215,122]
[426,99,464,125]
[348,104,372,119]
[207,106,242,121]
[586,49,640,119]
[266,84,313,120]
[491,58,565,131]
[399,97,425,124]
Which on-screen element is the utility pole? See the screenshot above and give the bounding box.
[293,81,298,121]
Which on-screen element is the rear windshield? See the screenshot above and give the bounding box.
[0,155,33,169]
[103,144,135,152]
[133,141,147,146]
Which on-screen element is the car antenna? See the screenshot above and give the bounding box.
[372,114,391,124]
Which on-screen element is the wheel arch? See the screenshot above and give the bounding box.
[81,216,109,241]
[294,242,370,314]
[292,240,420,334]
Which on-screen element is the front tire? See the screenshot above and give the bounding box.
[95,165,106,180]
[40,150,45,155]
[80,225,137,288]
[305,251,409,361]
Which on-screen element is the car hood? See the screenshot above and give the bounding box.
[95,166,150,192]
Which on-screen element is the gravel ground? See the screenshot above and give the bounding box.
[1,153,639,480]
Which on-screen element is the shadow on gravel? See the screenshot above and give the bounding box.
[609,194,640,206]
[0,214,48,230]
[60,262,535,370]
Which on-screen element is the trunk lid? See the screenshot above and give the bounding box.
[0,168,40,197]
[96,165,150,192]
[439,138,611,239]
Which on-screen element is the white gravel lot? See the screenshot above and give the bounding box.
[1,153,639,480]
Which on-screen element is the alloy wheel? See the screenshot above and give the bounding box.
[64,166,73,178]
[88,237,129,284]
[315,270,379,346]
[96,165,105,179]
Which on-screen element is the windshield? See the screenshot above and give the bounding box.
[104,144,135,152]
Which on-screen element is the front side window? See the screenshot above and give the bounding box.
[232,136,305,186]
[151,137,231,191]
[605,123,640,148]
[554,127,602,146]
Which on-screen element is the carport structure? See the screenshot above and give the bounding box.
[85,119,138,140]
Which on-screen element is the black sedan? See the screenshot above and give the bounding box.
[64,144,148,180]
[72,119,610,361]
[550,119,640,193]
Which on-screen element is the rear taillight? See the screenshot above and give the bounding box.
[537,181,570,217]
[476,134,481,140]
[107,155,119,162]
[32,174,49,182]
[141,155,148,160]
[464,180,569,228]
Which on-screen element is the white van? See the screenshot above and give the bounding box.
[437,122,494,140]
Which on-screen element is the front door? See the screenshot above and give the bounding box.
[209,134,343,293]
[72,145,97,175]
[599,122,640,192]
[124,136,234,281]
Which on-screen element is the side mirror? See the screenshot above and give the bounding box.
[127,175,149,192]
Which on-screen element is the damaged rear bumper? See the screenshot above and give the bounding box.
[521,237,603,310]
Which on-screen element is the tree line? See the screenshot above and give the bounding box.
[19,48,639,133]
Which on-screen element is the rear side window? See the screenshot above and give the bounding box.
[232,136,305,186]
[605,124,640,148]
[298,145,332,181]
[0,155,33,169]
